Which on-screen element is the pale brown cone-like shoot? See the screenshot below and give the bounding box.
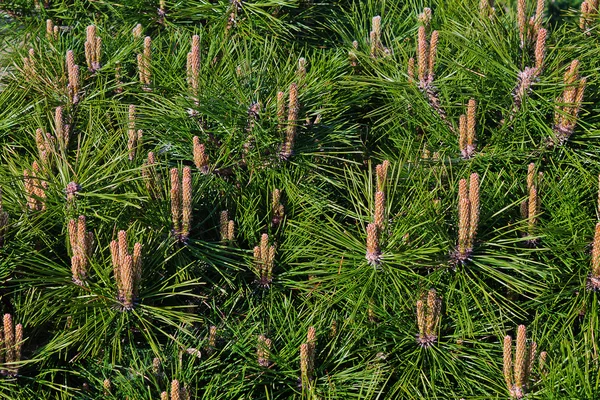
[416,289,440,347]
[127,105,138,161]
[330,320,337,337]
[71,256,85,286]
[263,239,272,278]
[103,379,111,395]
[539,351,548,375]
[528,186,537,236]
[457,178,471,256]
[349,44,358,68]
[581,1,591,31]
[425,289,440,336]
[479,0,491,16]
[535,0,545,31]
[368,299,376,322]
[376,160,389,193]
[458,114,467,158]
[170,168,182,236]
[297,57,307,79]
[418,7,432,27]
[566,59,580,85]
[34,168,47,212]
[143,36,152,84]
[137,54,144,83]
[277,91,286,131]
[254,235,275,286]
[300,343,311,389]
[527,341,537,378]
[535,28,547,72]
[220,210,229,242]
[517,0,527,47]
[253,246,263,278]
[118,230,128,267]
[374,191,385,232]
[55,106,66,148]
[161,392,168,400]
[181,167,193,240]
[306,326,317,358]
[369,30,377,56]
[370,16,383,57]
[427,30,438,82]
[23,170,37,211]
[272,189,284,226]
[187,35,201,98]
[23,48,36,81]
[417,26,428,85]
[66,50,75,77]
[113,230,142,309]
[416,300,425,337]
[366,223,381,266]
[208,325,217,349]
[138,37,152,87]
[588,223,600,290]
[4,314,14,364]
[193,136,209,174]
[14,323,22,367]
[408,57,415,83]
[503,335,513,395]
[36,128,50,165]
[85,25,101,72]
[75,213,89,258]
[227,220,235,241]
[153,357,162,376]
[513,67,536,116]
[514,325,527,394]
[527,163,535,193]
[468,173,480,248]
[133,24,143,39]
[66,50,79,104]
[260,233,269,267]
[121,254,134,309]
[70,64,80,104]
[171,380,181,400]
[307,326,316,373]
[281,83,299,160]
[68,219,77,253]
[46,19,54,40]
[466,99,477,158]
[372,16,381,41]
[257,335,272,367]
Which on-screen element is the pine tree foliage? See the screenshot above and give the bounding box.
[0,0,598,398]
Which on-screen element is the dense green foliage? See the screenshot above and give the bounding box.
[0,0,599,398]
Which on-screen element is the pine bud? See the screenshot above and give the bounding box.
[365,223,381,266]
[193,136,209,173]
[181,167,193,240]
[103,379,111,395]
[468,173,480,248]
[374,191,385,231]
